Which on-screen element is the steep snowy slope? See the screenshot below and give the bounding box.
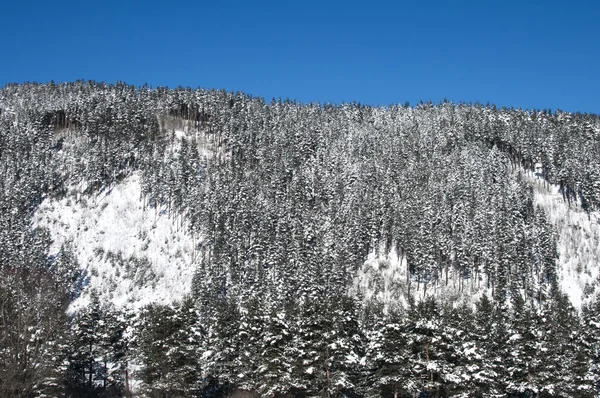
[527,172,600,309]
[33,172,197,311]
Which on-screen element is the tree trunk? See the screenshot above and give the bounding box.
[103,357,107,389]
[88,343,93,388]
[445,258,449,285]
[192,234,196,263]
[124,352,131,398]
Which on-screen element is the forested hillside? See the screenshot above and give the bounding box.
[1,81,600,397]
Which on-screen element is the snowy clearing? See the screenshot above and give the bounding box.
[33,172,198,312]
[526,172,600,309]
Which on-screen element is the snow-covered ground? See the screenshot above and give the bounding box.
[526,172,600,309]
[353,247,493,313]
[353,248,408,310]
[33,172,198,312]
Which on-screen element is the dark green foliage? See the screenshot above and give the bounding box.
[136,297,202,397]
[65,294,127,397]
[0,266,70,398]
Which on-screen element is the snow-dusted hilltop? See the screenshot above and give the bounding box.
[2,81,600,397]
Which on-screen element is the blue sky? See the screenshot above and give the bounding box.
[2,1,599,113]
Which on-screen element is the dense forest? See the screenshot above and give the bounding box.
[1,81,600,397]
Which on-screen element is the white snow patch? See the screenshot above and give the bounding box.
[33,172,199,312]
[352,247,408,311]
[525,171,600,309]
[353,246,493,311]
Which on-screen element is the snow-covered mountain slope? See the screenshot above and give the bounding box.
[33,172,198,312]
[353,171,600,312]
[33,133,599,315]
[527,172,600,309]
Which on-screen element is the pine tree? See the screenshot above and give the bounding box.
[505,288,540,395]
[365,307,411,398]
[256,302,294,397]
[136,300,201,397]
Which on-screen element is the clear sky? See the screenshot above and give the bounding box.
[2,1,599,113]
